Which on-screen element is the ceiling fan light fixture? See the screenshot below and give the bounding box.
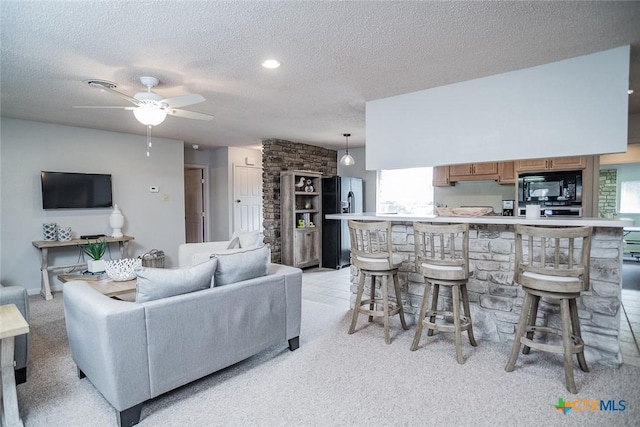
[133,106,167,126]
[261,59,281,69]
[340,133,355,166]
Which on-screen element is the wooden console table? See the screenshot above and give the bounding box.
[32,235,134,300]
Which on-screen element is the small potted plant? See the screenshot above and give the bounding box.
[84,239,107,273]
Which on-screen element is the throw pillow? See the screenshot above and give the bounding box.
[211,245,270,286]
[134,258,217,303]
[226,236,240,249]
[231,229,263,248]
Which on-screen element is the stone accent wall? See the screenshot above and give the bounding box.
[262,139,337,263]
[599,169,617,218]
[351,223,624,368]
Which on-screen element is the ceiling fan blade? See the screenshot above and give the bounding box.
[87,82,142,106]
[161,94,205,108]
[72,105,135,110]
[168,108,214,121]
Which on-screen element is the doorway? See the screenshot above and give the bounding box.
[184,165,210,243]
[233,165,263,232]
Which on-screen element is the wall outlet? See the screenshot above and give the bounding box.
[150,186,159,193]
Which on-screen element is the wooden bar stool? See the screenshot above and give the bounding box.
[410,222,476,364]
[347,220,408,344]
[505,224,592,394]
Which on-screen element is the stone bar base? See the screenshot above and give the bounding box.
[349,222,624,368]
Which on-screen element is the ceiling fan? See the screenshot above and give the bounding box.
[73,76,214,126]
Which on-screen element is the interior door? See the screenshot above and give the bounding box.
[185,168,205,243]
[234,165,263,232]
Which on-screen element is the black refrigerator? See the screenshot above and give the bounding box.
[322,176,363,269]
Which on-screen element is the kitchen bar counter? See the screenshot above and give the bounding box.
[325,212,634,227]
[326,212,634,367]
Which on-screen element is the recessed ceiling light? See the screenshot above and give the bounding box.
[629,89,635,95]
[261,59,281,69]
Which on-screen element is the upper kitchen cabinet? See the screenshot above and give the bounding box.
[449,162,499,181]
[515,156,586,172]
[433,161,515,186]
[497,161,516,184]
[433,166,450,186]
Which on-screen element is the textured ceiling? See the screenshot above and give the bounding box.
[1,1,640,150]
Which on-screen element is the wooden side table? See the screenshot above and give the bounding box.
[31,235,134,300]
[0,304,29,427]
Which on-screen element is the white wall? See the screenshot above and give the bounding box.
[185,145,262,241]
[366,46,630,169]
[1,118,185,294]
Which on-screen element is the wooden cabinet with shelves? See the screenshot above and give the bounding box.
[516,156,586,172]
[280,170,322,268]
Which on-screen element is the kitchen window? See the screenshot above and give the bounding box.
[377,167,434,215]
[620,181,640,213]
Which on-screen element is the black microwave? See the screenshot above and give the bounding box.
[518,170,582,207]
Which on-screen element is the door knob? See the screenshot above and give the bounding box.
[236,199,241,203]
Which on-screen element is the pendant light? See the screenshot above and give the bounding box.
[340,133,355,166]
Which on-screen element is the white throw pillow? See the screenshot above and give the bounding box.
[134,259,217,303]
[231,229,263,248]
[210,245,270,286]
[226,236,240,249]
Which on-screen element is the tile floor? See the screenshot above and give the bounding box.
[620,288,640,367]
[301,264,640,368]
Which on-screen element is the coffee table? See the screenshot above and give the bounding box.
[58,275,136,297]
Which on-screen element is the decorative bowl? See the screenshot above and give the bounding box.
[105,258,142,281]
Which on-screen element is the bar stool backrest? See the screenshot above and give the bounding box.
[348,220,395,271]
[514,224,592,292]
[413,222,469,281]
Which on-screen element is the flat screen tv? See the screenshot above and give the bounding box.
[41,171,113,209]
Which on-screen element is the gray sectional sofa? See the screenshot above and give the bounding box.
[63,253,302,427]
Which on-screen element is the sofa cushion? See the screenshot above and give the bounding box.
[211,245,270,286]
[134,259,217,303]
[231,229,263,248]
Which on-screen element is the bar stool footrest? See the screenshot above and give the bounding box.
[357,298,402,317]
[422,309,472,333]
[520,325,585,355]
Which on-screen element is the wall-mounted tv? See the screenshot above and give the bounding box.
[41,171,113,209]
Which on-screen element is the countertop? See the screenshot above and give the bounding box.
[325,212,635,228]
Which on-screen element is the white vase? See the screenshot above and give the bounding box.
[109,204,125,238]
[87,259,106,273]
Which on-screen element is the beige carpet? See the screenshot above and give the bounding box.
[17,292,640,426]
